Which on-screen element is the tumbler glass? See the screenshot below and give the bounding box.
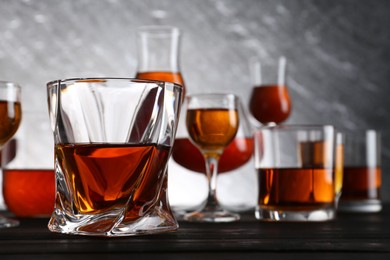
[254,125,336,221]
[339,130,381,212]
[46,78,182,236]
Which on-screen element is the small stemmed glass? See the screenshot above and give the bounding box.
[0,82,22,228]
[183,93,240,222]
[249,56,292,126]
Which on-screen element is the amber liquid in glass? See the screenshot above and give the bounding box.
[3,169,55,217]
[258,168,334,211]
[335,144,344,196]
[55,143,170,218]
[341,167,381,201]
[249,85,291,124]
[0,100,22,145]
[172,137,253,173]
[186,108,239,154]
[135,71,186,98]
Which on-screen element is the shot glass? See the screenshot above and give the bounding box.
[339,130,381,212]
[254,125,336,221]
[46,78,182,236]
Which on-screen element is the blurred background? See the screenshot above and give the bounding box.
[0,0,389,203]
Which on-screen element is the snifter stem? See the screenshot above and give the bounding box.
[183,153,240,222]
[204,155,220,211]
[0,167,20,228]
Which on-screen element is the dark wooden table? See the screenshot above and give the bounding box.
[0,204,389,260]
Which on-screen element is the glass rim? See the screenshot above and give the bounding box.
[186,93,238,99]
[46,77,183,89]
[137,25,180,36]
[338,128,380,135]
[0,81,21,89]
[256,124,334,132]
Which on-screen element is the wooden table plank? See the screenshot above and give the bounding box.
[0,205,389,257]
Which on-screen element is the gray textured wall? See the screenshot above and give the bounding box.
[0,0,389,200]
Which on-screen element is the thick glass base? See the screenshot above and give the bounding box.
[184,209,240,222]
[0,215,19,228]
[48,209,178,237]
[338,199,382,213]
[256,206,336,222]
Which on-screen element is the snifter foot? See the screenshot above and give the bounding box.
[0,215,19,228]
[183,209,240,223]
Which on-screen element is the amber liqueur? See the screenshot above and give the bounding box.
[172,137,253,173]
[258,167,335,211]
[249,85,291,124]
[0,100,22,144]
[341,166,381,201]
[3,169,55,217]
[55,143,170,220]
[135,71,186,98]
[186,108,239,153]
